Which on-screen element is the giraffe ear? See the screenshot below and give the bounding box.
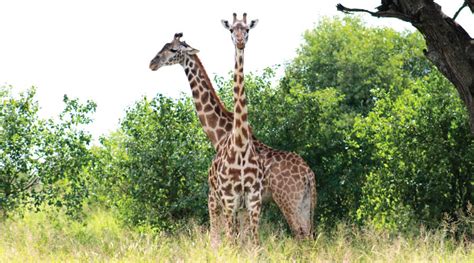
[185,47,199,55]
[221,20,231,30]
[249,19,259,29]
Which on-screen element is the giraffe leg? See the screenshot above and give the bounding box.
[234,209,248,240]
[223,208,236,243]
[268,164,314,239]
[246,191,262,246]
[208,191,221,248]
[296,181,313,239]
[272,193,307,239]
[236,209,250,241]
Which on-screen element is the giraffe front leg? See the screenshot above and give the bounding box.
[246,191,262,246]
[208,191,221,248]
[235,209,249,240]
[223,208,236,244]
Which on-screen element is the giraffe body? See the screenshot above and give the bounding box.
[149,32,316,242]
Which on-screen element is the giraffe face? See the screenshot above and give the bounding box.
[149,33,199,71]
[221,13,258,50]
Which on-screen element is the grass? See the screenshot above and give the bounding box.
[0,206,472,262]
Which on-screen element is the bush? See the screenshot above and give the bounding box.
[0,87,96,216]
[99,95,214,230]
[353,73,474,230]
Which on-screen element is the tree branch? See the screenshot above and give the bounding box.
[453,2,468,20]
[336,4,378,16]
[467,0,474,13]
[336,3,415,23]
[21,176,39,192]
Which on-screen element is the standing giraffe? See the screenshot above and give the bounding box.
[221,13,316,240]
[149,32,316,241]
[208,13,264,245]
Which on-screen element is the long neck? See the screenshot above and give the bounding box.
[232,48,250,150]
[181,54,233,149]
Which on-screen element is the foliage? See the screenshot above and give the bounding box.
[0,87,96,215]
[89,131,129,207]
[0,87,41,213]
[353,72,474,230]
[282,16,431,115]
[213,16,473,230]
[35,95,96,215]
[100,95,214,230]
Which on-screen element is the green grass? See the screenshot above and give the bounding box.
[0,206,472,262]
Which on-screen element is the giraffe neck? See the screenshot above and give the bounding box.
[232,48,250,150]
[181,54,233,149]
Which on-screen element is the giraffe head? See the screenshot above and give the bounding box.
[149,33,199,71]
[221,13,258,50]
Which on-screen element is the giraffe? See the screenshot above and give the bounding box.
[208,13,264,245]
[149,32,316,241]
[221,13,316,239]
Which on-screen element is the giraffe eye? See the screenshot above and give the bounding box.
[229,29,234,33]
[170,48,178,53]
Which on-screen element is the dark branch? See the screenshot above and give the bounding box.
[468,0,474,13]
[453,2,468,20]
[336,3,414,23]
[21,176,39,192]
[336,4,379,16]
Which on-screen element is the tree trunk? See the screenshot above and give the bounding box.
[337,0,474,134]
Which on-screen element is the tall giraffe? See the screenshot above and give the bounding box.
[221,13,316,239]
[149,32,316,240]
[208,13,264,245]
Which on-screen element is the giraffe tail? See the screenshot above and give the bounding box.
[309,170,317,237]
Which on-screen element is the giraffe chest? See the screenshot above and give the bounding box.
[212,139,264,203]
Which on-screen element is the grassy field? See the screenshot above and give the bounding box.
[0,206,472,262]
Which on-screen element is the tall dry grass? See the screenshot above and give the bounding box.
[0,206,472,262]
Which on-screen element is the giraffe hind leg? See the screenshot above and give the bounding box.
[297,182,313,238]
[272,192,309,239]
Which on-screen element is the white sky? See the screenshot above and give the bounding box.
[1,0,472,140]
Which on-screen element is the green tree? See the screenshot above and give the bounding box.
[337,0,474,134]
[90,131,129,207]
[35,95,97,214]
[353,72,474,230]
[0,87,96,215]
[0,87,41,213]
[282,16,431,115]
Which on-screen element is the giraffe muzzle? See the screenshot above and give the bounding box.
[149,60,159,71]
